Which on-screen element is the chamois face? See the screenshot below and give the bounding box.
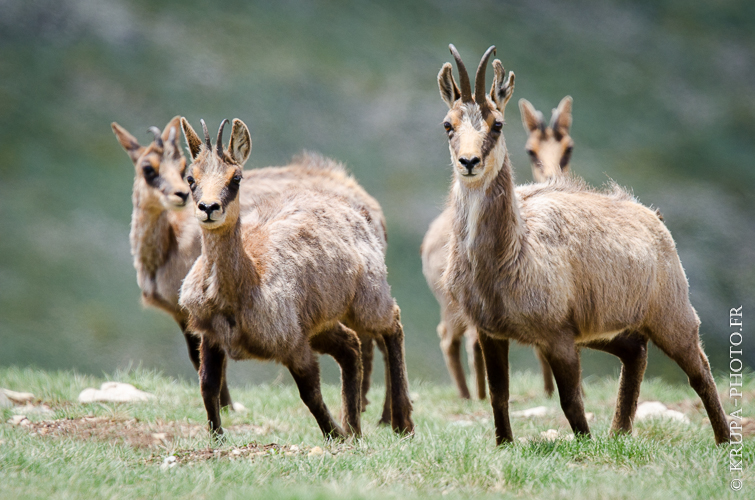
[520,96,574,182]
[181,118,251,230]
[438,46,515,188]
[112,116,190,209]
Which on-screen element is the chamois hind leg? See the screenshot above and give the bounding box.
[582,331,648,435]
[373,335,392,426]
[465,327,486,400]
[441,320,471,399]
[288,348,345,440]
[541,337,591,438]
[358,333,374,412]
[311,324,363,436]
[199,337,227,440]
[183,326,233,410]
[647,318,729,444]
[477,331,512,444]
[534,346,555,398]
[377,305,414,434]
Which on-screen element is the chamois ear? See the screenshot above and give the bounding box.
[181,117,203,159]
[519,99,543,133]
[490,60,515,114]
[438,62,461,108]
[111,122,144,163]
[162,116,183,159]
[550,96,573,136]
[228,118,252,166]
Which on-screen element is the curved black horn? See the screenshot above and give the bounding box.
[449,44,472,103]
[148,126,164,148]
[475,46,496,108]
[200,119,211,148]
[216,119,228,157]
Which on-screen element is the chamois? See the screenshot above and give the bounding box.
[422,92,580,400]
[112,117,234,409]
[437,45,729,445]
[179,118,413,439]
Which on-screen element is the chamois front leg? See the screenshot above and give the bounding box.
[541,337,591,438]
[288,350,345,440]
[478,331,513,445]
[373,335,392,426]
[182,322,234,410]
[310,325,363,436]
[440,321,471,400]
[199,337,227,441]
[380,305,414,434]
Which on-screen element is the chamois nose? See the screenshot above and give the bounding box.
[175,191,189,203]
[459,156,480,174]
[198,201,220,214]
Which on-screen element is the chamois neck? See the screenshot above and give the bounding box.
[200,218,260,300]
[130,186,177,276]
[453,152,524,270]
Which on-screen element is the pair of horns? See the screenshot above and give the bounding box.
[199,118,229,156]
[449,44,496,108]
[148,126,177,149]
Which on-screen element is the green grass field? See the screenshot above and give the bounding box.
[1,367,752,499]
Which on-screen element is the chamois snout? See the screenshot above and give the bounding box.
[458,156,480,175]
[195,199,225,226]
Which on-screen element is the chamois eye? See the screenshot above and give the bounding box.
[492,121,503,132]
[186,175,195,188]
[142,164,157,179]
[527,150,537,159]
[565,146,574,154]
[443,122,453,134]
[231,174,242,184]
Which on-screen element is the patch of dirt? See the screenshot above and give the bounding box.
[19,416,279,448]
[149,441,357,466]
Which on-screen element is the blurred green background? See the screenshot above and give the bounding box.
[1,0,753,388]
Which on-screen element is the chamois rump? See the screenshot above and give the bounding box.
[422,93,579,400]
[437,45,729,445]
[179,118,413,439]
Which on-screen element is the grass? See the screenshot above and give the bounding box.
[1,367,752,499]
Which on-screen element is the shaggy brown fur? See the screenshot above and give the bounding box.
[436,45,729,445]
[179,118,413,440]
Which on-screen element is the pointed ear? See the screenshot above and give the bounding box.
[490,60,515,114]
[161,116,183,158]
[111,122,144,163]
[228,118,252,165]
[519,99,543,133]
[550,96,573,135]
[181,117,203,159]
[438,63,460,109]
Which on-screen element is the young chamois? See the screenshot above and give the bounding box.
[421,93,579,400]
[179,118,413,439]
[112,117,234,409]
[437,45,729,445]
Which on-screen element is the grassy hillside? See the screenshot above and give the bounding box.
[1,367,753,499]
[0,0,753,383]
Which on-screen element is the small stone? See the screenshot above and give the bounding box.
[232,402,248,412]
[511,406,550,418]
[636,401,690,424]
[308,446,324,456]
[540,429,560,441]
[289,444,300,452]
[232,448,242,456]
[585,412,595,422]
[160,455,177,470]
[78,382,155,403]
[151,433,167,441]
[14,404,54,417]
[8,415,29,426]
[2,389,35,404]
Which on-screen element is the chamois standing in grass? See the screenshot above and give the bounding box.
[421,94,579,400]
[179,118,413,439]
[113,120,394,422]
[437,45,729,445]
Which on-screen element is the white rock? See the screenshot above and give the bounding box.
[13,404,54,417]
[8,415,29,426]
[232,402,247,412]
[78,382,155,403]
[308,446,324,456]
[161,455,177,470]
[635,401,690,424]
[540,429,560,441]
[1,389,35,404]
[511,406,550,418]
[289,445,300,452]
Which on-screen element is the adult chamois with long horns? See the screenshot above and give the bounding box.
[437,45,729,445]
[179,118,413,439]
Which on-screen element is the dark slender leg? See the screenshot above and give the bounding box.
[358,333,374,412]
[311,325,363,436]
[466,329,486,400]
[288,352,345,440]
[651,325,729,444]
[441,323,471,399]
[184,326,233,410]
[373,336,392,426]
[542,340,591,438]
[199,338,226,439]
[534,347,555,398]
[582,331,648,434]
[379,306,414,434]
[478,331,513,445]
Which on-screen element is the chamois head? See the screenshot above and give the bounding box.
[112,116,190,209]
[519,96,574,182]
[181,118,251,230]
[438,44,515,186]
